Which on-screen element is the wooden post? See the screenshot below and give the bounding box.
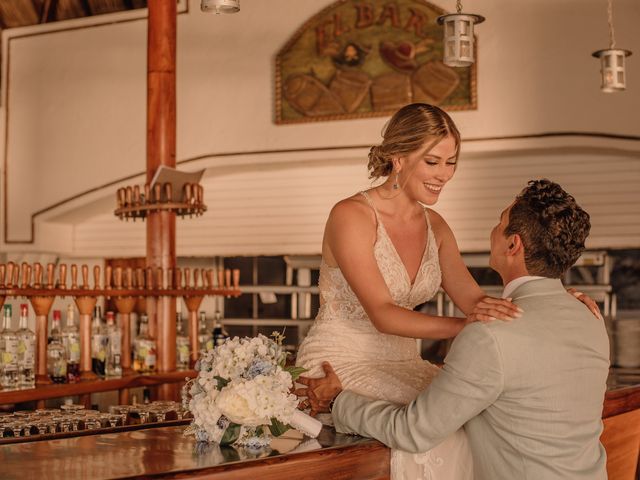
[31,296,55,386]
[184,296,204,368]
[147,0,177,400]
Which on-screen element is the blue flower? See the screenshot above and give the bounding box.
[243,435,270,450]
[195,429,210,443]
[244,359,274,379]
[217,416,230,429]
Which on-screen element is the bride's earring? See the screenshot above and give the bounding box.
[392,172,400,190]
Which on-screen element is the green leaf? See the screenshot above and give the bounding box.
[214,376,230,389]
[268,417,290,437]
[220,423,241,445]
[284,365,307,381]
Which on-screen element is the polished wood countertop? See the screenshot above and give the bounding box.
[0,425,389,480]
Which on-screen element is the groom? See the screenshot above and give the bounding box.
[298,179,610,479]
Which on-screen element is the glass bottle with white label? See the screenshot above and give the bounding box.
[0,304,19,389]
[91,306,107,376]
[133,314,156,374]
[47,310,67,383]
[16,304,35,388]
[105,311,122,378]
[62,304,81,383]
[198,311,210,352]
[176,313,190,370]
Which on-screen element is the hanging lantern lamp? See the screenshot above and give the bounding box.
[592,0,632,92]
[437,0,485,67]
[201,0,240,14]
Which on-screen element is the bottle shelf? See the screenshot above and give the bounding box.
[0,370,196,405]
[0,288,241,298]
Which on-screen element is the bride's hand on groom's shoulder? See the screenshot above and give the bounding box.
[295,362,343,417]
[566,288,604,321]
[466,296,523,325]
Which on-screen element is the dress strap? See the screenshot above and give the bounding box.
[423,207,437,254]
[424,207,433,231]
[360,190,381,221]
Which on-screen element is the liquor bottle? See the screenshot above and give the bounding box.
[212,310,229,348]
[133,314,156,373]
[91,306,107,376]
[16,304,35,389]
[48,310,67,383]
[0,305,19,389]
[62,304,81,383]
[105,311,122,378]
[176,313,190,370]
[197,311,210,352]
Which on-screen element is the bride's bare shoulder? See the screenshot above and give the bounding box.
[424,207,455,245]
[328,193,375,227]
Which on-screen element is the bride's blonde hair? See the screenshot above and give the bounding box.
[367,103,461,179]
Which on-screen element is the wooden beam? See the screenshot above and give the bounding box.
[39,0,57,23]
[0,1,39,27]
[146,0,177,400]
[79,0,92,17]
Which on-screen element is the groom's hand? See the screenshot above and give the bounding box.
[295,362,343,417]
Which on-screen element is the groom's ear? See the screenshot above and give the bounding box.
[507,234,523,255]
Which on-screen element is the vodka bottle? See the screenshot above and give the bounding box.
[91,306,107,376]
[16,304,35,388]
[105,311,122,378]
[62,304,81,383]
[212,310,229,348]
[176,313,190,370]
[48,310,67,383]
[197,311,210,352]
[133,314,156,373]
[0,305,19,389]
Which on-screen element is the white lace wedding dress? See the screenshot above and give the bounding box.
[296,191,474,480]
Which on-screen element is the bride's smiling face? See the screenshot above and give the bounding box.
[396,135,458,206]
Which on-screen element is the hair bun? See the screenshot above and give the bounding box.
[367,145,392,179]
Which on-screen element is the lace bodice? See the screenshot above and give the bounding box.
[298,190,442,371]
[314,190,441,337]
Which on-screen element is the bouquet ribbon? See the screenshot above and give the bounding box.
[289,410,323,438]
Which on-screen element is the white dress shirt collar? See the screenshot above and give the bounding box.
[502,276,547,299]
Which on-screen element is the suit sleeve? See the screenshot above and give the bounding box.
[332,323,504,453]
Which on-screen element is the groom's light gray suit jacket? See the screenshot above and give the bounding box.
[333,278,610,479]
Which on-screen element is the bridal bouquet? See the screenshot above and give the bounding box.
[183,332,321,449]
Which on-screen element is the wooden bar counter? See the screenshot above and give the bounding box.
[0,377,638,480]
[0,425,389,480]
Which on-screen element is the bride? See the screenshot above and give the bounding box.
[294,103,597,480]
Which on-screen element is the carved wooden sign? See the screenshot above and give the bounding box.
[275,0,477,124]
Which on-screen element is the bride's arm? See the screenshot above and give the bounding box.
[327,200,471,340]
[429,209,485,315]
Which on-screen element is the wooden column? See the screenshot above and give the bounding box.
[147,0,177,400]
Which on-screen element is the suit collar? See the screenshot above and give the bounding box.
[509,278,566,300]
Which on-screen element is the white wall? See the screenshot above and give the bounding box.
[1,0,639,255]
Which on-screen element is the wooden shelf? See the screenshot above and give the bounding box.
[0,287,240,298]
[0,370,196,405]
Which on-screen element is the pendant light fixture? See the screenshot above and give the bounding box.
[437,0,485,67]
[592,0,632,92]
[201,0,240,14]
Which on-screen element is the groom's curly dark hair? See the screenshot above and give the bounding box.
[505,179,590,278]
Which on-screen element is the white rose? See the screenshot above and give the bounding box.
[216,383,269,427]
